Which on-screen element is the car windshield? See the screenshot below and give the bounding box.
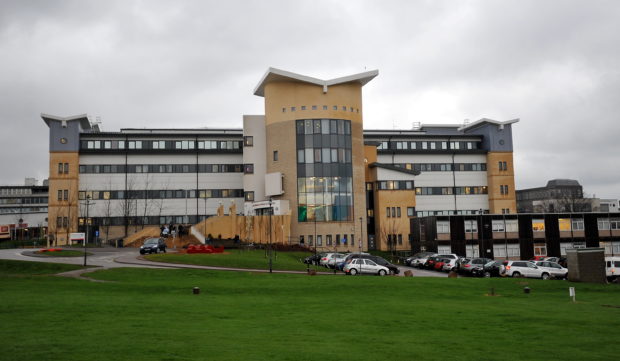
[144,239,159,245]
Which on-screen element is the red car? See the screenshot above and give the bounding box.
[434,259,447,271]
[530,256,547,261]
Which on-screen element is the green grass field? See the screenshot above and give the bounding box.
[1,259,619,361]
[36,250,89,257]
[146,249,324,272]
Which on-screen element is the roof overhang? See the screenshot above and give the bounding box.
[253,67,378,97]
[369,162,421,176]
[458,118,519,132]
[41,113,91,130]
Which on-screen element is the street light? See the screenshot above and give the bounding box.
[268,197,273,273]
[82,195,95,267]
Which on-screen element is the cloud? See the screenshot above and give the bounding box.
[0,0,619,198]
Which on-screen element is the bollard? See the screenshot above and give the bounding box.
[193,287,200,295]
[523,287,531,294]
[403,270,413,277]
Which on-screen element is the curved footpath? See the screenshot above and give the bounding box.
[0,248,439,278]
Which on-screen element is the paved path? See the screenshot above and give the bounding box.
[0,248,452,278]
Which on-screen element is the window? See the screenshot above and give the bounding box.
[534,243,547,257]
[56,217,62,227]
[391,207,396,217]
[437,245,451,254]
[572,218,584,231]
[397,234,402,245]
[326,235,332,246]
[437,221,450,234]
[58,163,63,174]
[291,106,296,112]
[532,219,545,232]
[307,235,312,245]
[386,207,390,218]
[244,136,253,146]
[492,220,505,232]
[462,220,476,233]
[598,218,610,230]
[244,164,254,174]
[62,217,68,228]
[397,207,401,217]
[317,235,322,246]
[300,235,304,245]
[244,191,254,202]
[282,107,286,113]
[273,150,278,161]
[312,105,317,110]
[301,106,306,110]
[407,207,415,217]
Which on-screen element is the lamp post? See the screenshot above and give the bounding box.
[203,193,207,243]
[82,195,94,267]
[503,212,508,260]
[359,217,363,252]
[479,209,483,258]
[268,197,273,273]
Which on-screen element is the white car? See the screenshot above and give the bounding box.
[442,258,459,272]
[320,253,336,268]
[605,257,620,281]
[534,261,568,279]
[344,258,389,276]
[327,253,347,269]
[504,260,550,279]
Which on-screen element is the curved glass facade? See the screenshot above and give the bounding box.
[296,119,353,222]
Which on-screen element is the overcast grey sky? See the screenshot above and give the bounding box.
[1,0,619,198]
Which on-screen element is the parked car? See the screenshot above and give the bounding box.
[424,255,441,269]
[303,253,323,265]
[442,258,459,272]
[344,258,389,276]
[327,253,347,269]
[459,257,492,276]
[605,257,620,281]
[529,256,547,262]
[405,252,435,267]
[434,258,447,271]
[336,252,370,270]
[344,254,400,274]
[534,261,568,279]
[504,260,550,279]
[477,260,507,277]
[139,237,166,254]
[320,253,337,268]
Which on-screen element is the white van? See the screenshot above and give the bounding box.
[605,257,620,281]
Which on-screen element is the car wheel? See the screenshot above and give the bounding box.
[378,269,387,276]
[153,248,158,254]
[541,273,550,280]
[512,271,521,278]
[484,271,491,278]
[350,268,358,275]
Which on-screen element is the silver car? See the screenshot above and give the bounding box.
[344,258,389,276]
[534,261,568,279]
[504,260,549,279]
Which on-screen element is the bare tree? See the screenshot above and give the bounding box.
[118,177,137,237]
[101,180,114,244]
[379,217,400,254]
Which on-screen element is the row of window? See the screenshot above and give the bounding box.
[0,188,34,195]
[437,217,597,234]
[416,210,488,217]
[296,119,353,136]
[81,140,243,151]
[377,140,479,151]
[440,242,618,258]
[287,105,359,114]
[300,233,355,246]
[297,148,352,164]
[415,186,488,195]
[0,197,48,204]
[0,207,47,214]
[498,161,508,171]
[376,181,414,191]
[57,190,69,201]
[77,189,244,200]
[393,163,487,172]
[386,234,404,246]
[499,185,510,195]
[386,207,402,218]
[79,164,244,174]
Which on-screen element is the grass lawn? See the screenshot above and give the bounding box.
[1,260,619,361]
[146,249,326,272]
[36,250,90,257]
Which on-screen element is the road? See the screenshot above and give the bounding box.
[0,247,454,277]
